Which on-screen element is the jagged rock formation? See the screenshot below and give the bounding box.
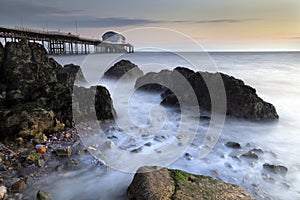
[128,166,254,200]
[135,67,279,120]
[0,40,115,139]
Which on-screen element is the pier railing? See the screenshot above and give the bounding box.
[0,26,134,55]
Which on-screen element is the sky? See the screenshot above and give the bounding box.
[0,0,299,51]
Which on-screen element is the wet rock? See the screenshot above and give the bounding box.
[0,185,7,199]
[11,180,26,193]
[154,135,166,142]
[72,85,116,122]
[104,59,143,80]
[225,141,241,149]
[144,142,152,147]
[65,158,81,170]
[250,148,264,154]
[33,133,48,144]
[37,159,45,168]
[128,166,175,200]
[184,152,193,160]
[128,166,254,200]
[57,64,87,87]
[104,141,115,149]
[35,144,47,154]
[37,190,51,200]
[131,146,143,153]
[0,102,65,139]
[26,152,42,164]
[136,67,279,120]
[55,146,72,157]
[241,151,259,160]
[263,163,288,176]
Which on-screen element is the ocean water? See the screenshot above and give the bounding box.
[36,51,300,200]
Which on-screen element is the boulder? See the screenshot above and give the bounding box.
[0,40,115,139]
[0,102,65,139]
[263,163,288,176]
[72,85,116,122]
[135,67,279,120]
[104,59,143,79]
[57,64,87,87]
[128,166,254,200]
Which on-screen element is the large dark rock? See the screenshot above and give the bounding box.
[72,85,116,122]
[57,64,87,87]
[0,40,115,139]
[104,59,143,79]
[263,163,288,176]
[135,67,279,120]
[128,166,254,200]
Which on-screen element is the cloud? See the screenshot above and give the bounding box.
[169,18,261,24]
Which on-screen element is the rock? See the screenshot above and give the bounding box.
[26,152,42,164]
[241,151,259,160]
[104,59,143,79]
[0,185,7,199]
[35,144,47,154]
[57,64,87,86]
[65,158,81,170]
[131,146,143,153]
[144,142,152,147]
[104,141,115,149]
[55,146,72,157]
[135,67,279,120]
[72,85,116,122]
[37,159,45,168]
[154,135,166,142]
[33,133,48,144]
[184,152,193,160]
[0,102,65,139]
[225,141,241,149]
[11,180,26,193]
[128,166,254,200]
[37,190,51,200]
[263,163,288,176]
[127,166,175,200]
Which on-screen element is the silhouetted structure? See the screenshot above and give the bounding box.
[0,26,134,55]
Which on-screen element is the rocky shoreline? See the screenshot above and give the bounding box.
[0,40,283,199]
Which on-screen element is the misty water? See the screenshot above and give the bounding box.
[31,52,300,199]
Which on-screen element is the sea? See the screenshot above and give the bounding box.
[30,51,300,199]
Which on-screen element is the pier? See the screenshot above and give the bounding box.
[0,26,134,55]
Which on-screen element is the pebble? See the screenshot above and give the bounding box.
[131,146,143,153]
[37,190,51,200]
[87,146,97,151]
[225,141,241,149]
[35,145,47,154]
[104,141,115,149]
[154,135,166,142]
[11,180,26,193]
[0,186,7,199]
[184,153,193,160]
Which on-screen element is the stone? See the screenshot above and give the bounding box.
[104,59,143,79]
[55,146,72,157]
[263,163,288,176]
[11,180,26,193]
[35,144,47,154]
[65,158,81,170]
[135,67,279,120]
[225,141,241,149]
[144,142,152,147]
[128,166,254,200]
[26,152,42,164]
[37,190,52,200]
[154,135,166,142]
[131,146,143,153]
[0,102,65,139]
[128,166,175,200]
[104,141,115,149]
[72,85,116,122]
[0,186,7,199]
[241,151,259,160]
[37,159,45,168]
[33,133,48,144]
